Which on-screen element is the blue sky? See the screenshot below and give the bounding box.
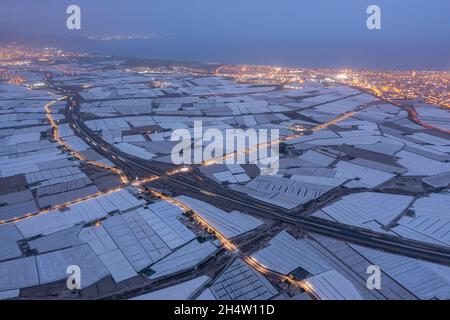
[1,0,449,69]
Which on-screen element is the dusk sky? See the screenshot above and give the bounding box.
[1,0,449,70]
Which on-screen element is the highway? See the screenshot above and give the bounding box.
[58,86,450,267]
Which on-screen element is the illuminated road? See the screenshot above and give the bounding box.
[55,87,450,267]
[6,80,446,267]
[0,99,127,224]
[146,188,314,296]
[346,84,450,135]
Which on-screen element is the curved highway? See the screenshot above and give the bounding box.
[58,87,450,266]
